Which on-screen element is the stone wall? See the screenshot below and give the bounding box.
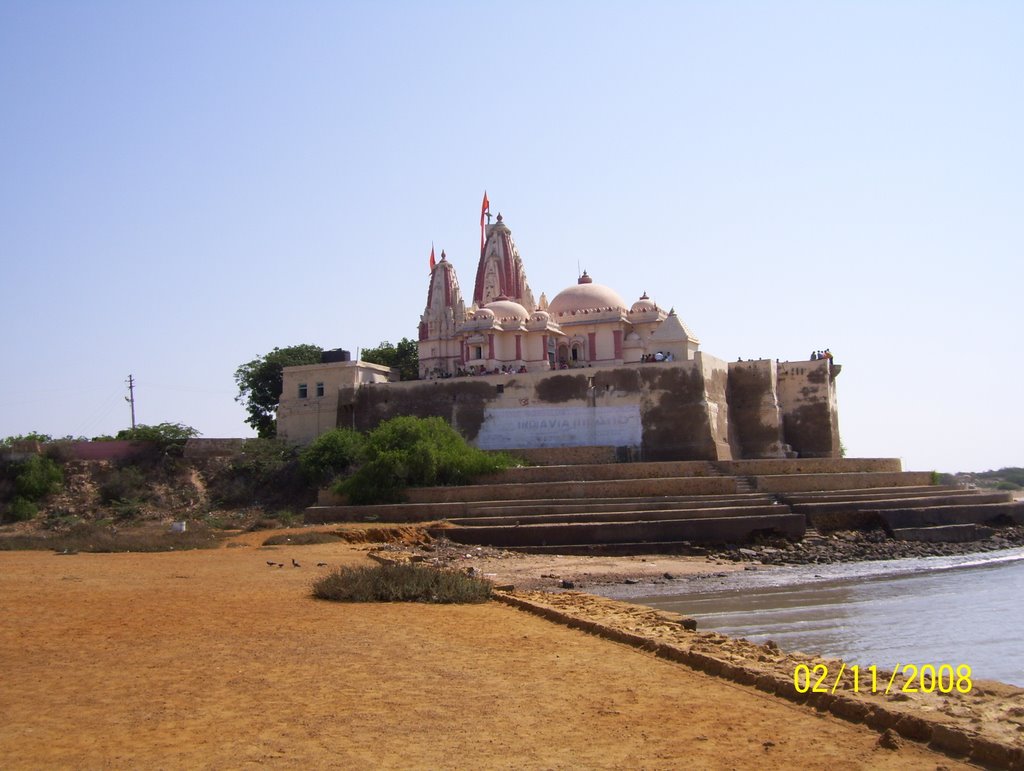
[776,359,841,458]
[281,354,842,462]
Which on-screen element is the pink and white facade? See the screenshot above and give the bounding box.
[417,208,700,379]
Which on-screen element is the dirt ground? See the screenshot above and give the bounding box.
[0,537,981,769]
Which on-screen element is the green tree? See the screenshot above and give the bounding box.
[299,428,365,485]
[361,338,419,381]
[234,344,323,437]
[116,422,200,448]
[1,432,54,447]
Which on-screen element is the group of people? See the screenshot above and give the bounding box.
[810,349,834,361]
[640,351,675,363]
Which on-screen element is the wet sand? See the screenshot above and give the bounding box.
[0,538,981,769]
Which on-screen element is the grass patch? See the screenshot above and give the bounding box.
[0,522,220,552]
[262,531,343,546]
[312,562,491,604]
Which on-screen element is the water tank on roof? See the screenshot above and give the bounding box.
[321,348,351,363]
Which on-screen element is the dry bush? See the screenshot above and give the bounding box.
[312,563,491,604]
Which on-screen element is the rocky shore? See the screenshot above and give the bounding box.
[368,524,1024,592]
[708,524,1024,567]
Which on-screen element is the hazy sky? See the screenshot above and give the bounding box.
[2,2,1020,473]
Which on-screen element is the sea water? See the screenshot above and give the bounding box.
[619,547,1024,687]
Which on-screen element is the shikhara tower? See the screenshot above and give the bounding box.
[417,196,700,380]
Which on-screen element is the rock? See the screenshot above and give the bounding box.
[878,729,903,750]
[560,579,575,589]
[663,572,675,580]
[739,548,758,557]
[624,578,639,585]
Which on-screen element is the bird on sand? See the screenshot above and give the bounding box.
[292,558,301,567]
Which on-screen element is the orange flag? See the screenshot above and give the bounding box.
[429,243,436,271]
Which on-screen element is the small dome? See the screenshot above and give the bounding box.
[473,307,496,321]
[548,274,628,316]
[531,310,551,323]
[485,298,530,321]
[631,291,659,314]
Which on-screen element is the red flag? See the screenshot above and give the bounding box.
[480,190,490,255]
[429,243,436,271]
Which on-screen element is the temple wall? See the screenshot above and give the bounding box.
[280,356,842,461]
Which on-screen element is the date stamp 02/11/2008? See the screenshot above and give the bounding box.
[793,663,974,695]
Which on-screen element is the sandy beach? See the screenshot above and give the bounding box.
[2,531,1007,770]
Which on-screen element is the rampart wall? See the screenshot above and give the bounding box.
[287,353,842,462]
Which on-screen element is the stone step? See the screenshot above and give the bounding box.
[779,485,962,503]
[454,503,788,527]
[431,512,806,548]
[305,492,776,524]
[472,457,905,485]
[465,494,774,518]
[876,501,1024,531]
[405,475,738,504]
[478,460,714,484]
[793,491,1011,516]
[751,471,934,493]
[892,524,997,543]
[713,458,903,476]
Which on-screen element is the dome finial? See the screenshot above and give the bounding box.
[578,270,592,285]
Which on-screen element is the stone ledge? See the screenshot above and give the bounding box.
[492,590,1024,770]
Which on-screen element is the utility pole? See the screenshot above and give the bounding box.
[125,374,136,429]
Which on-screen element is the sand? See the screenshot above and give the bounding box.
[0,538,981,769]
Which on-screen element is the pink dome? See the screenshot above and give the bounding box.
[484,298,530,321]
[630,292,659,314]
[548,273,627,316]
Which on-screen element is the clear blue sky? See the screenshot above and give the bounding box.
[1,1,1020,473]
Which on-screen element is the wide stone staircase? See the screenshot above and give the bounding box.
[305,458,1024,554]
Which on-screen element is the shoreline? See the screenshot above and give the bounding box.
[2,533,1021,767]
[371,523,1024,593]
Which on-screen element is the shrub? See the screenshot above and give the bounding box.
[336,416,518,505]
[205,439,315,509]
[7,497,38,521]
[98,465,149,504]
[299,428,365,484]
[14,455,63,501]
[312,563,491,603]
[1,432,54,446]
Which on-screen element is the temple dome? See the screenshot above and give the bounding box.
[548,272,628,316]
[484,297,530,321]
[630,292,659,314]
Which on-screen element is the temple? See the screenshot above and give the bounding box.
[277,198,842,461]
[418,212,699,378]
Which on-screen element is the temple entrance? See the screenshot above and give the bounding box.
[557,343,570,367]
